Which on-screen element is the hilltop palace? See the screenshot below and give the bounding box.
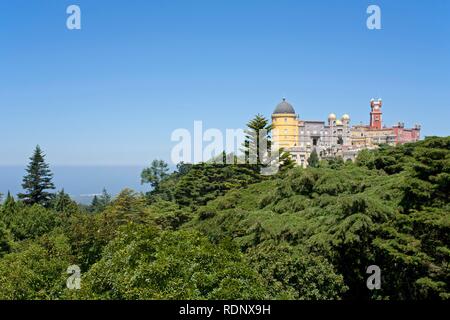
[271,98,421,167]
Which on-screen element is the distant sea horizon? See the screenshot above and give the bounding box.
[0,165,150,204]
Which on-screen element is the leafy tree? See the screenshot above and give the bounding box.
[18,145,55,206]
[308,149,319,168]
[103,189,148,225]
[0,232,72,299]
[65,211,111,270]
[356,149,376,169]
[3,204,61,241]
[247,242,348,299]
[74,226,267,299]
[141,159,170,190]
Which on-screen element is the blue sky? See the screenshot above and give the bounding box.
[1,0,449,166]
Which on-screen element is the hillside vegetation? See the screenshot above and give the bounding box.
[0,137,449,300]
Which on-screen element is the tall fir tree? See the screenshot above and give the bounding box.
[18,145,55,206]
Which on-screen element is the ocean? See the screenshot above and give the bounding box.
[0,166,148,204]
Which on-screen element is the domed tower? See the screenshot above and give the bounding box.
[271,98,299,149]
[341,114,351,145]
[341,114,350,126]
[328,113,337,126]
[370,98,383,129]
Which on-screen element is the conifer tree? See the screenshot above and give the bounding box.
[91,195,100,211]
[307,149,319,168]
[18,145,55,206]
[91,188,112,212]
[98,188,112,207]
[141,160,170,190]
[243,114,272,166]
[0,192,16,228]
[3,191,15,209]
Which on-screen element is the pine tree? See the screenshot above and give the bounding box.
[307,149,319,168]
[141,160,170,190]
[243,114,272,166]
[18,145,55,206]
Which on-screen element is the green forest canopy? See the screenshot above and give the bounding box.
[0,136,449,300]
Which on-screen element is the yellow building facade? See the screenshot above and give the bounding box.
[271,98,299,149]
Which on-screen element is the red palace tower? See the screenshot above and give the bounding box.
[370,98,383,129]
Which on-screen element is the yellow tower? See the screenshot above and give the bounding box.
[271,98,299,149]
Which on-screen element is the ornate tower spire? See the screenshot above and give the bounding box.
[370,98,383,129]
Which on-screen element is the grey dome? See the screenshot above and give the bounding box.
[273,98,295,114]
